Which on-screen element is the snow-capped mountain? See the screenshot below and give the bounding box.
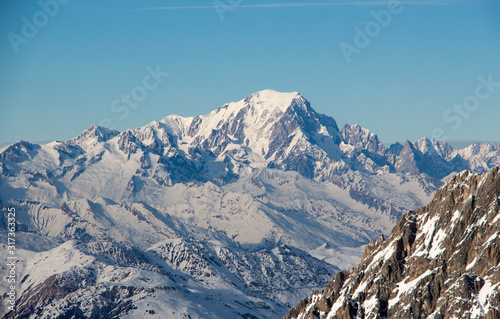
[1,90,499,318]
[2,238,336,318]
[284,166,500,319]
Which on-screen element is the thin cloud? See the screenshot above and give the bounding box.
[134,0,500,11]
[136,3,388,11]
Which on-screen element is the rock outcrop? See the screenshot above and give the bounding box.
[285,167,500,319]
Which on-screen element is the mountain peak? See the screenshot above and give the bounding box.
[244,89,303,112]
[80,124,119,138]
[66,124,119,151]
[340,123,386,156]
[413,137,453,158]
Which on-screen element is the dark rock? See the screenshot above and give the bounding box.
[285,167,500,319]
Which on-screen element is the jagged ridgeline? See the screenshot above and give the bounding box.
[285,167,500,319]
[1,90,500,318]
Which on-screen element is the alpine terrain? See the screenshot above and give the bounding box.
[285,167,500,319]
[1,90,499,318]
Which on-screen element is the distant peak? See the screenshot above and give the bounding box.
[84,124,119,136]
[65,125,120,151]
[412,137,453,157]
[244,89,304,112]
[342,123,371,135]
[252,89,300,97]
[341,123,385,154]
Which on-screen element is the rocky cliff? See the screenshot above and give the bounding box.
[285,167,500,319]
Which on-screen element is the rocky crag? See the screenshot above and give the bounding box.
[285,167,500,319]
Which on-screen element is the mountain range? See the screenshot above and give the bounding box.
[1,90,499,318]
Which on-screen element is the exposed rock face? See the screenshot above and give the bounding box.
[394,138,462,180]
[285,167,500,319]
[341,124,385,156]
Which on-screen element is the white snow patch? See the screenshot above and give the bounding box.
[428,228,447,258]
[19,240,96,293]
[297,293,322,319]
[362,295,378,314]
[471,279,499,318]
[326,295,346,319]
[492,212,500,224]
[414,215,440,257]
[450,210,461,225]
[466,257,479,271]
[352,280,368,299]
[388,270,433,309]
[483,232,499,248]
[366,240,395,270]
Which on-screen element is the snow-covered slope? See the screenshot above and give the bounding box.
[5,238,336,319]
[1,90,499,318]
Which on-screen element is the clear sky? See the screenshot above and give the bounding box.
[1,0,499,146]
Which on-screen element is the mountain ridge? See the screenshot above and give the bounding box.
[1,90,500,318]
[284,166,500,319]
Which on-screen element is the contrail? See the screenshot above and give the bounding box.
[134,0,500,11]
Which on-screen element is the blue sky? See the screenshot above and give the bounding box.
[1,0,499,146]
